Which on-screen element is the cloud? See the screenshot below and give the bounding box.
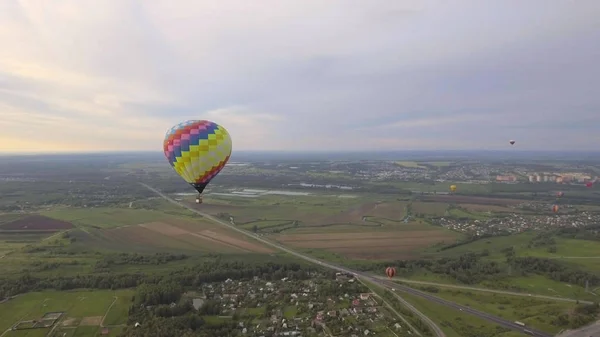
[0,0,599,153]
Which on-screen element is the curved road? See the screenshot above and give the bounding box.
[141,184,553,337]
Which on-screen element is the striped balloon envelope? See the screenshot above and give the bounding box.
[163,120,232,201]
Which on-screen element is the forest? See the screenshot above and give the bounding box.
[1,258,322,299]
[351,250,600,288]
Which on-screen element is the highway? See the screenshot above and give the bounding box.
[372,276,594,305]
[141,183,553,337]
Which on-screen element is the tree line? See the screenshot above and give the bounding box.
[349,250,599,288]
[1,259,318,299]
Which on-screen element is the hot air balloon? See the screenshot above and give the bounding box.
[163,120,232,204]
[552,205,559,213]
[509,140,515,145]
[450,185,457,193]
[385,267,396,279]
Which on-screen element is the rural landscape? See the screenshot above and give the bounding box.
[1,151,600,337]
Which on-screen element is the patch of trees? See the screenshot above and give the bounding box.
[528,232,556,248]
[352,252,504,285]
[552,303,600,329]
[94,253,188,271]
[27,260,79,272]
[508,257,599,287]
[119,315,214,337]
[134,282,184,306]
[425,253,503,284]
[555,224,600,241]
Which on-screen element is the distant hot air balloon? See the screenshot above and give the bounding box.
[586,182,594,188]
[552,205,559,213]
[509,140,515,145]
[385,267,396,279]
[450,185,457,193]
[163,120,232,204]
[556,191,564,198]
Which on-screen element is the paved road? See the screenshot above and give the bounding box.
[372,276,594,305]
[141,184,552,337]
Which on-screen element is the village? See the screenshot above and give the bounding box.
[172,273,414,337]
[432,209,600,237]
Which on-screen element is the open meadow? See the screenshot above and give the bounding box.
[413,287,594,335]
[0,289,133,337]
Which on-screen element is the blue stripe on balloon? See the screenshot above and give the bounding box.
[190,132,200,146]
[181,139,190,152]
[198,122,218,139]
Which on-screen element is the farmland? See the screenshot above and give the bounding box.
[0,289,133,337]
[174,192,467,260]
[418,195,529,205]
[0,205,272,256]
[39,206,194,229]
[275,230,458,260]
[0,216,74,231]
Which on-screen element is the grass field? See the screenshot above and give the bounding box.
[363,280,510,337]
[432,232,600,261]
[0,289,134,337]
[40,207,190,229]
[413,232,600,301]
[422,287,580,334]
[411,202,449,216]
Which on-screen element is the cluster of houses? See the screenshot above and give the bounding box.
[432,210,600,237]
[186,273,415,336]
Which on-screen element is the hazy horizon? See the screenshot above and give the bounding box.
[1,1,599,153]
[2,149,599,163]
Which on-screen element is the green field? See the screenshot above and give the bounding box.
[0,290,134,337]
[40,207,193,229]
[433,232,600,262]
[399,291,511,337]
[417,287,577,334]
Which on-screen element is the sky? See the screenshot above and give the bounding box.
[1,0,599,153]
